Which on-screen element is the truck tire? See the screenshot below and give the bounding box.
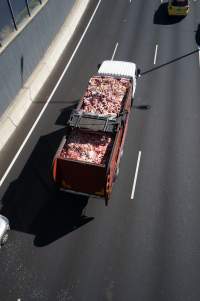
[1,231,8,246]
[113,166,119,183]
[114,149,123,183]
[105,185,112,206]
[131,97,134,107]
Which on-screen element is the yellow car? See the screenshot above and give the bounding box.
[168,0,189,16]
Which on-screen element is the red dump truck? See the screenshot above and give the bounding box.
[52,60,137,204]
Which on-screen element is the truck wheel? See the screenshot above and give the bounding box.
[116,166,119,177]
[131,97,134,107]
[106,187,112,204]
[113,167,119,182]
[1,231,8,246]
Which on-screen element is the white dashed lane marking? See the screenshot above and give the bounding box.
[154,44,158,65]
[111,43,119,60]
[131,151,142,200]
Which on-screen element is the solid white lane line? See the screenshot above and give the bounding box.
[0,0,102,187]
[111,43,119,60]
[131,151,142,200]
[198,47,200,66]
[154,44,158,65]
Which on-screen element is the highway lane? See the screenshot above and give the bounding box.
[124,1,200,300]
[1,0,200,300]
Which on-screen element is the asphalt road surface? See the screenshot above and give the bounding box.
[1,0,200,300]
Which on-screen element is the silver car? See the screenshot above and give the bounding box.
[0,215,10,246]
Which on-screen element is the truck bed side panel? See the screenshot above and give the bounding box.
[105,91,132,199]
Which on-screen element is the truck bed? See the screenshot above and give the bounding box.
[53,128,117,198]
[77,75,132,117]
[60,129,113,165]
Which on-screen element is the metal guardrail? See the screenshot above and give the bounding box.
[0,0,43,45]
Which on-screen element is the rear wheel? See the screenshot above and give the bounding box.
[116,166,119,177]
[113,166,119,183]
[105,175,111,205]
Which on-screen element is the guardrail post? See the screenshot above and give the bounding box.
[6,0,17,30]
[25,0,31,16]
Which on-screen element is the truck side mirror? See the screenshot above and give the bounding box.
[136,68,141,78]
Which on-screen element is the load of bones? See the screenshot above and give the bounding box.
[61,76,130,164]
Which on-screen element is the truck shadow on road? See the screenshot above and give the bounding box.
[31,191,93,247]
[154,3,185,25]
[0,104,94,247]
[55,102,77,126]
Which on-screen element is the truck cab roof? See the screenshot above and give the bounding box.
[98,60,137,80]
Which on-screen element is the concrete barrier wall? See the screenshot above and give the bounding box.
[0,0,76,117]
[0,0,91,150]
